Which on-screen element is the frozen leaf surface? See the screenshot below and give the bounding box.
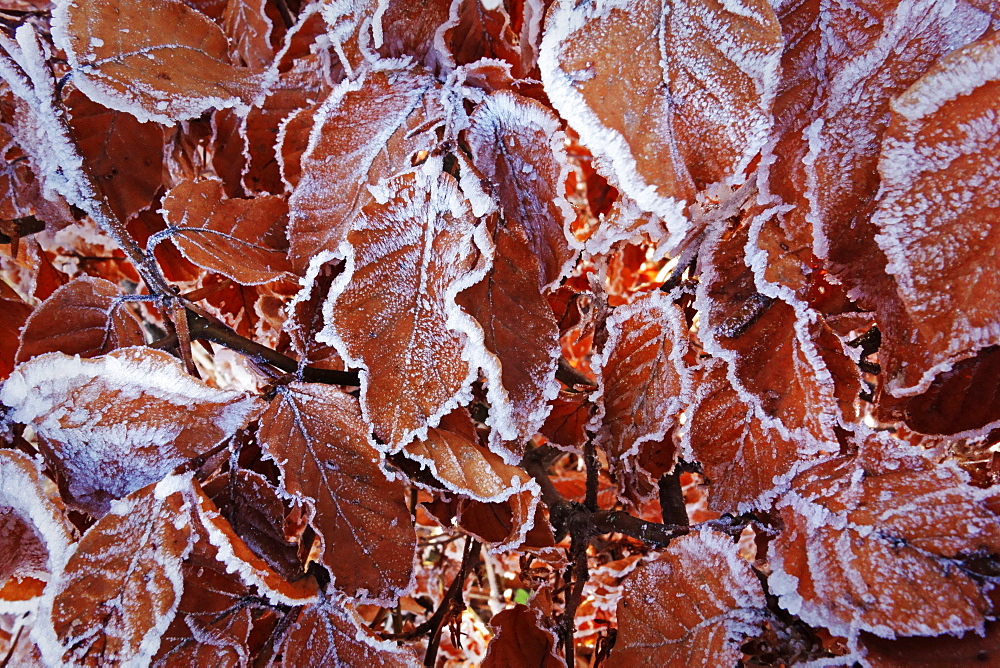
[321,166,485,451]
[466,91,577,290]
[16,276,144,364]
[769,431,1000,640]
[287,64,440,271]
[591,290,690,479]
[162,179,292,285]
[49,476,195,667]
[481,604,561,668]
[539,0,782,245]
[455,212,560,462]
[257,383,415,604]
[0,347,262,515]
[278,599,417,667]
[610,529,767,666]
[0,281,32,380]
[873,31,1000,395]
[52,0,266,124]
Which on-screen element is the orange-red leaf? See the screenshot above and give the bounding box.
[279,600,417,667]
[0,347,263,515]
[53,0,266,124]
[16,276,144,364]
[592,290,690,480]
[48,476,195,667]
[162,179,292,285]
[610,529,768,666]
[873,31,1000,396]
[287,65,441,271]
[257,383,415,604]
[0,280,31,380]
[481,604,561,668]
[321,166,485,450]
[539,0,782,245]
[769,431,1000,640]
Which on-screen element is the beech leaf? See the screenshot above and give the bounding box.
[610,529,768,666]
[481,604,562,668]
[320,164,487,451]
[257,382,416,604]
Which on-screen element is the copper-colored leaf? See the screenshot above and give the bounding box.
[223,0,274,71]
[321,166,486,451]
[540,390,591,452]
[16,276,144,364]
[49,476,195,667]
[278,599,417,667]
[0,347,263,515]
[286,64,441,271]
[0,450,74,607]
[695,221,860,444]
[467,91,577,290]
[162,179,292,285]
[769,431,1000,640]
[592,290,690,480]
[481,604,561,668]
[873,31,1000,396]
[456,213,560,462]
[403,408,538,504]
[0,280,31,380]
[610,529,768,666]
[257,382,415,604]
[539,0,782,245]
[860,624,1000,668]
[682,358,815,513]
[444,0,523,76]
[52,0,265,124]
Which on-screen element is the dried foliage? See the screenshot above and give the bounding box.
[0,0,999,666]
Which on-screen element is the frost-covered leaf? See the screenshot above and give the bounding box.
[0,450,74,608]
[222,0,274,71]
[402,407,538,503]
[16,276,144,364]
[466,91,577,290]
[695,221,860,444]
[0,347,263,515]
[769,431,1000,640]
[52,0,267,124]
[278,599,417,667]
[591,290,690,481]
[455,212,560,462]
[320,165,486,451]
[481,604,561,668]
[539,0,782,246]
[49,475,195,667]
[860,623,1000,668]
[286,64,441,271]
[257,382,415,604]
[682,358,816,513]
[540,390,592,452]
[873,31,1000,396]
[162,179,292,285]
[65,89,165,224]
[0,280,31,380]
[443,0,523,76]
[609,529,768,666]
[426,488,541,554]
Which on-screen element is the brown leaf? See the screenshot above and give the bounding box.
[49,476,195,667]
[162,179,292,285]
[257,382,415,604]
[64,89,165,223]
[53,0,265,123]
[592,290,690,481]
[539,390,591,452]
[610,529,768,666]
[0,280,31,380]
[0,347,263,515]
[403,407,538,503]
[278,599,417,667]
[287,65,442,271]
[467,91,577,290]
[223,0,274,71]
[456,212,560,461]
[16,276,144,364]
[860,623,1000,668]
[539,0,782,244]
[481,604,562,668]
[769,431,1000,641]
[0,450,75,606]
[321,166,485,450]
[695,221,860,444]
[444,0,524,77]
[873,31,1000,396]
[682,358,814,513]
